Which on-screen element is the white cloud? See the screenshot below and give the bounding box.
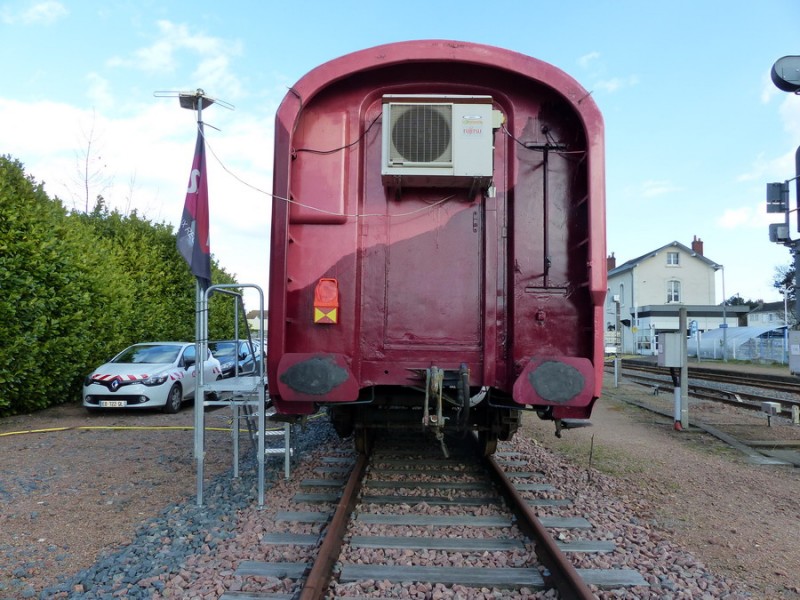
[717,207,751,229]
[193,51,244,99]
[594,75,639,94]
[717,204,774,230]
[575,51,637,94]
[760,68,780,104]
[641,179,680,198]
[578,51,600,69]
[0,95,276,308]
[778,93,800,138]
[1,0,66,24]
[737,149,796,185]
[85,72,113,111]
[105,20,243,99]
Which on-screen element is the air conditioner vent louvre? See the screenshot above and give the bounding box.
[389,104,452,164]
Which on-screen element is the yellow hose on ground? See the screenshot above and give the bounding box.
[0,425,235,437]
[0,411,324,437]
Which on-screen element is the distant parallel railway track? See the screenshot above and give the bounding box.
[610,359,800,412]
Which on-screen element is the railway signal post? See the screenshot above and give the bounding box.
[769,56,800,374]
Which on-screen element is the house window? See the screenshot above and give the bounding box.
[667,280,681,303]
[619,283,625,306]
[667,252,679,266]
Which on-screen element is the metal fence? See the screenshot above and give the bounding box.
[689,332,788,364]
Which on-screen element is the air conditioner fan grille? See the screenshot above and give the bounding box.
[390,104,452,164]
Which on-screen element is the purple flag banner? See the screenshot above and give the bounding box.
[177,130,211,289]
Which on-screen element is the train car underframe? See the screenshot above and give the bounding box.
[327,364,522,456]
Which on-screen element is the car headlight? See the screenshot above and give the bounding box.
[141,374,169,386]
[221,361,234,371]
[84,375,95,386]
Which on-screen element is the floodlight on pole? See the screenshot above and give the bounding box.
[155,89,234,111]
[771,56,800,93]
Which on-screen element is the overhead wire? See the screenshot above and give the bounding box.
[500,123,586,156]
[293,113,382,155]
[196,115,464,220]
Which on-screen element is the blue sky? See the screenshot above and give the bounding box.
[2,0,799,308]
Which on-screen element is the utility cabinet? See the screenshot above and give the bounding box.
[789,330,800,375]
[657,332,685,368]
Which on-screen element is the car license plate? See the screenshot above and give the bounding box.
[100,400,127,407]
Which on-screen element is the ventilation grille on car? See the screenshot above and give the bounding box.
[380,95,495,188]
[388,104,452,165]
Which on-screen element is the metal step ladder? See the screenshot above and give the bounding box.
[204,378,294,478]
[263,405,293,479]
[193,283,293,508]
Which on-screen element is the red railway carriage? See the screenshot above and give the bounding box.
[267,40,606,454]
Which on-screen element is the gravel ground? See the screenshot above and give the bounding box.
[526,370,800,599]
[1,370,799,599]
[0,404,335,599]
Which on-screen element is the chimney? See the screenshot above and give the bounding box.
[607,252,616,270]
[691,236,704,256]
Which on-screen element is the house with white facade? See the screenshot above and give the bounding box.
[747,301,794,327]
[606,237,749,354]
[247,309,268,334]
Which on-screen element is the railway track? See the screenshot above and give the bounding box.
[221,435,646,599]
[611,360,800,413]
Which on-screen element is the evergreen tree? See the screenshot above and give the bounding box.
[0,156,246,416]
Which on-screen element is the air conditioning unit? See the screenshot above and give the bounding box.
[381,95,495,188]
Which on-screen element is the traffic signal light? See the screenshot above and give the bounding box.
[767,182,788,213]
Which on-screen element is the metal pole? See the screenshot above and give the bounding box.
[721,265,728,362]
[194,280,205,505]
[794,242,800,328]
[679,307,689,429]
[784,288,789,364]
[232,401,240,478]
[614,298,621,387]
[194,99,206,507]
[695,329,701,362]
[258,354,266,506]
[632,266,638,355]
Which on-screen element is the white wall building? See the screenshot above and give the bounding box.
[747,301,794,327]
[606,237,748,354]
[247,309,268,334]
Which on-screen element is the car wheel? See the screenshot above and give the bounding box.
[163,383,183,414]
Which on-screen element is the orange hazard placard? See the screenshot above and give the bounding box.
[314,278,339,324]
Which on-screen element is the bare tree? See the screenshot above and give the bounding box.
[71,110,113,212]
[123,170,137,216]
[774,263,796,304]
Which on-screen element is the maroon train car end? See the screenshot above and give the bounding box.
[267,40,606,454]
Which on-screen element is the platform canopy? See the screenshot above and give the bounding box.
[688,325,786,362]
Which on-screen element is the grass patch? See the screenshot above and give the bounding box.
[521,412,653,477]
[553,438,651,476]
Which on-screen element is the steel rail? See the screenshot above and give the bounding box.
[485,454,595,600]
[689,370,800,393]
[619,360,800,394]
[298,451,369,600]
[613,365,800,411]
[621,372,767,409]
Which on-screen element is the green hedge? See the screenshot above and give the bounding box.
[0,156,249,416]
